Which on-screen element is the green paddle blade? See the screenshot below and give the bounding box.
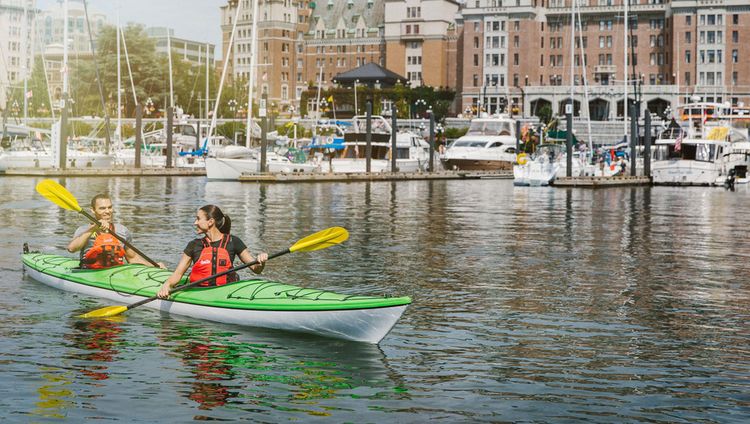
[78,305,127,319]
[36,179,82,212]
[290,226,349,253]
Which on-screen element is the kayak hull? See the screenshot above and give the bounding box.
[23,254,409,344]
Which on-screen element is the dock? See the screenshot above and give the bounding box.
[553,175,651,187]
[237,170,513,183]
[0,168,206,177]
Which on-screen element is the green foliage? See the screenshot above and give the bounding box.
[299,84,456,122]
[444,127,468,139]
[536,104,553,125]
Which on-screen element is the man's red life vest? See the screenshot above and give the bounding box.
[190,235,236,287]
[81,225,126,269]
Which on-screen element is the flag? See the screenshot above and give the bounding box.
[674,130,683,152]
[25,90,33,99]
[327,95,333,103]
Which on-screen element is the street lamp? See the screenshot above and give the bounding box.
[145,97,154,116]
[414,98,427,119]
[228,99,237,141]
[354,79,360,115]
[319,98,329,118]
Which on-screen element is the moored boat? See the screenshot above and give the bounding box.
[441,114,518,171]
[22,253,410,343]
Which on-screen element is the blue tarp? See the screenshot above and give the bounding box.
[307,136,345,150]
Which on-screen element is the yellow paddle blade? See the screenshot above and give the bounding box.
[35,179,82,212]
[78,305,127,319]
[290,226,349,253]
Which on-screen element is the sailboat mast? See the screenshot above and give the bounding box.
[569,1,575,104]
[623,0,629,137]
[316,66,323,123]
[207,0,242,146]
[246,0,259,148]
[205,42,209,124]
[116,10,121,142]
[167,30,174,109]
[21,1,28,124]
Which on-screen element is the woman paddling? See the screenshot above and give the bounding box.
[158,205,268,299]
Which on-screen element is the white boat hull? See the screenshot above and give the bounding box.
[24,265,406,344]
[206,157,319,180]
[0,151,113,170]
[651,160,723,185]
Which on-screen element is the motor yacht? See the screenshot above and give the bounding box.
[441,114,517,170]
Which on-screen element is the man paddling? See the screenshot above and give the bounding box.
[67,194,162,269]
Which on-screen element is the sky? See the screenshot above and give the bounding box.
[37,0,223,58]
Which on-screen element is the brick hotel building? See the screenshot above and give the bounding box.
[219,0,750,118]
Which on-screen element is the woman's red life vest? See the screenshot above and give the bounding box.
[190,235,236,287]
[81,225,126,269]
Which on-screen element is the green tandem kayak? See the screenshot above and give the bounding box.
[22,253,411,343]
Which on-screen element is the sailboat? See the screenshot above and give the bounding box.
[1,0,114,171]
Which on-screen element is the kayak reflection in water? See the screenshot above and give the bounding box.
[158,205,268,298]
[184,341,237,410]
[64,318,124,381]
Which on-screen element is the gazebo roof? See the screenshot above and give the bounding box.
[333,63,406,86]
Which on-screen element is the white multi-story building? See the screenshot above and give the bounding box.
[145,26,216,68]
[0,0,35,110]
[35,0,106,55]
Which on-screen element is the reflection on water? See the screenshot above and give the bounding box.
[32,369,75,420]
[64,316,125,381]
[1,177,749,421]
[155,320,401,420]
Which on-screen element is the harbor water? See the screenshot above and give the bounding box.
[0,176,748,422]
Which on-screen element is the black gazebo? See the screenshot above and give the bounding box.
[332,62,407,88]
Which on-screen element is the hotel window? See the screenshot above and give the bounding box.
[473,74,479,87]
[513,53,518,66]
[733,14,739,25]
[732,31,738,43]
[685,32,691,43]
[474,37,479,48]
[474,54,479,66]
[685,72,690,85]
[707,72,715,85]
[685,50,691,63]
[732,72,737,85]
[686,15,691,25]
[732,49,738,63]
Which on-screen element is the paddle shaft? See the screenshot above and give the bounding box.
[79,209,160,267]
[125,248,291,311]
